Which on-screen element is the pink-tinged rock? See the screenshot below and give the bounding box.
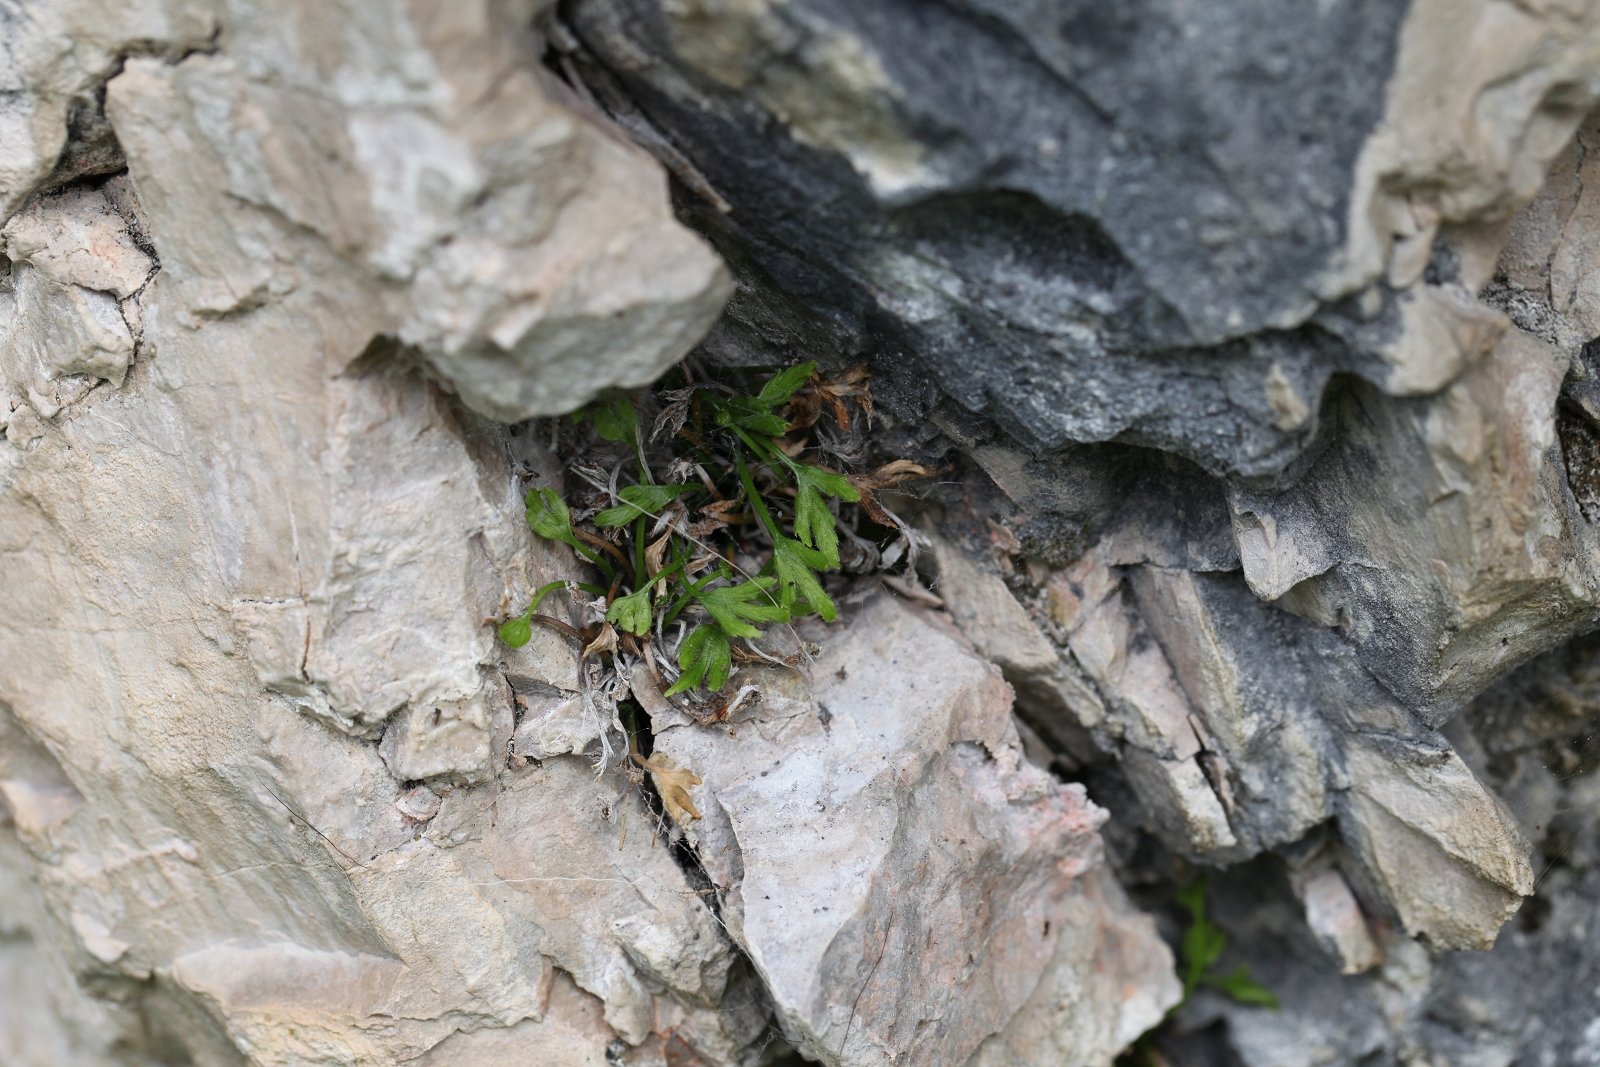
[648,592,1177,1067]
[2,185,154,299]
[1295,867,1382,975]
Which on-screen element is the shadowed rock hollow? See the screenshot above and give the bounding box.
[8,2,1600,1066]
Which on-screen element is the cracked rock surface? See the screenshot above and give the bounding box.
[12,1,1600,1066]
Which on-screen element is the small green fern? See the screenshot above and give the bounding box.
[503,362,883,700]
[1119,879,1277,1066]
[1177,880,1278,1007]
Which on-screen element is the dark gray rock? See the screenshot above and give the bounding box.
[1144,628,1600,1066]
[562,0,1412,481]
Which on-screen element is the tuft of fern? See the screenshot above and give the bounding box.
[1119,879,1278,1065]
[1176,879,1278,1007]
[502,361,913,703]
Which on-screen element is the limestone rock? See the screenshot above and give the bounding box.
[1237,325,1592,720]
[14,0,1600,1062]
[966,869,1181,1067]
[3,184,153,298]
[1339,740,1533,951]
[0,182,150,417]
[929,534,1106,746]
[511,688,592,762]
[379,689,501,786]
[646,592,1178,1067]
[1159,629,1600,1063]
[1293,868,1382,977]
[0,189,1163,1067]
[0,1,748,1061]
[0,824,158,1067]
[934,512,1534,948]
[101,2,731,422]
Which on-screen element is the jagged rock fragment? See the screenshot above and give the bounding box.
[0,183,150,415]
[930,534,1106,748]
[1293,867,1382,977]
[379,692,499,785]
[648,592,1177,1067]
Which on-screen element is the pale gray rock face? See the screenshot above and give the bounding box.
[97,15,730,422]
[1,179,150,418]
[642,592,1177,1067]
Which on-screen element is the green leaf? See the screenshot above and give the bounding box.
[527,488,576,543]
[594,483,700,527]
[1183,912,1226,975]
[499,616,532,648]
[1189,922,1226,971]
[593,395,639,443]
[712,395,790,437]
[757,362,816,407]
[772,535,837,621]
[790,463,860,568]
[664,569,723,628]
[1204,966,1279,1009]
[1176,879,1227,997]
[606,586,654,636]
[666,624,731,695]
[696,578,789,639]
[499,580,570,648]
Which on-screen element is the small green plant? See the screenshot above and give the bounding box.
[501,361,923,708]
[1120,879,1277,1066]
[1176,879,1278,1007]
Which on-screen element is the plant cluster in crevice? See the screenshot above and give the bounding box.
[502,360,942,720]
[1119,879,1278,1067]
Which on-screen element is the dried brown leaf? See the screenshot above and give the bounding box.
[854,486,894,527]
[850,459,937,492]
[646,530,672,594]
[783,384,826,431]
[582,621,619,660]
[684,551,720,575]
[833,363,871,386]
[687,498,752,538]
[686,519,729,539]
[636,754,702,823]
[813,389,850,432]
[820,364,873,424]
[651,388,695,442]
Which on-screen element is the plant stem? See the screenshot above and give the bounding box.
[526,580,567,617]
[664,571,722,626]
[634,515,647,589]
[735,448,782,542]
